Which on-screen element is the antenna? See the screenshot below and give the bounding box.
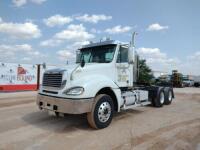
[42,62,46,69]
[106,37,111,41]
[100,38,103,43]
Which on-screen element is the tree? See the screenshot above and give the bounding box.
[138,59,154,84]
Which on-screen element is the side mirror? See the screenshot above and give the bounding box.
[80,58,85,68]
[76,50,81,63]
[42,62,46,69]
[128,47,134,64]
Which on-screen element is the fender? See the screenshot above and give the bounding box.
[78,75,122,112]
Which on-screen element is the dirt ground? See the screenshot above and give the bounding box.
[0,88,199,150]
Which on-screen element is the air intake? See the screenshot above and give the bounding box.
[42,72,63,88]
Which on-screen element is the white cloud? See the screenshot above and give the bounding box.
[0,44,44,63]
[105,25,132,34]
[183,51,200,74]
[137,47,179,64]
[56,41,90,62]
[40,39,63,47]
[76,14,112,23]
[22,57,31,61]
[40,24,93,47]
[0,51,15,61]
[44,15,73,27]
[54,24,94,41]
[12,0,46,7]
[70,41,90,48]
[12,0,27,7]
[28,51,41,56]
[137,47,180,72]
[30,0,46,4]
[0,19,41,39]
[90,28,101,34]
[188,51,200,61]
[17,44,32,51]
[147,23,169,31]
[137,49,200,75]
[137,47,166,60]
[0,44,32,52]
[57,50,75,60]
[175,51,200,75]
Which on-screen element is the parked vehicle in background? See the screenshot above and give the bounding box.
[171,70,184,88]
[182,75,194,87]
[193,76,200,87]
[194,82,200,87]
[182,79,194,87]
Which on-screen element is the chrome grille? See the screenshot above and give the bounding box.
[42,72,63,88]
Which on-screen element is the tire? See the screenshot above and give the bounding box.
[87,94,114,129]
[153,89,165,107]
[164,88,173,105]
[55,112,59,117]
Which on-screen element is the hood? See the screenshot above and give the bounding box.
[72,63,115,81]
[44,63,115,84]
[45,64,78,74]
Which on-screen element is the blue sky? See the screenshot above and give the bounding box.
[0,0,200,75]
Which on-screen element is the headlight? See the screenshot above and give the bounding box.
[63,87,84,95]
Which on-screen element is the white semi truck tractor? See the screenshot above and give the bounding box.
[37,34,174,129]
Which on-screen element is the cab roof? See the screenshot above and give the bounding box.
[81,40,129,49]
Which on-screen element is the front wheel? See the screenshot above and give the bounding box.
[87,94,114,129]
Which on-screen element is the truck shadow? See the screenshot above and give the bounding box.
[22,109,144,133]
[114,109,143,121]
[22,110,90,132]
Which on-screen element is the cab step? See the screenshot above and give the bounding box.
[121,101,151,110]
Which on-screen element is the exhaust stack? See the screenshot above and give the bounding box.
[131,32,139,85]
[133,53,139,84]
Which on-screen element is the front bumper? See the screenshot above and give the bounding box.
[37,93,94,114]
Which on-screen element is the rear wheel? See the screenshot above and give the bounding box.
[153,89,165,107]
[87,94,114,129]
[55,112,59,117]
[164,88,173,105]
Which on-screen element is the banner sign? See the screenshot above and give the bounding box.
[0,62,61,91]
[0,62,37,85]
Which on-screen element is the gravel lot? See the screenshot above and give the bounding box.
[0,88,199,150]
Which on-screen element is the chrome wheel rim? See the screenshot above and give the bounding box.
[98,102,111,123]
[168,91,172,101]
[160,92,165,104]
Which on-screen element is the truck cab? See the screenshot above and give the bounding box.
[37,39,174,129]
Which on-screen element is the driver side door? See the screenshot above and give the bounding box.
[116,46,132,87]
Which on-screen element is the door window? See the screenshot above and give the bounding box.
[117,46,128,63]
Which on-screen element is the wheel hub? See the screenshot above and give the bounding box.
[104,108,108,115]
[98,102,111,123]
[168,91,172,101]
[160,92,165,104]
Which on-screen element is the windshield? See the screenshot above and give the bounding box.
[76,45,116,63]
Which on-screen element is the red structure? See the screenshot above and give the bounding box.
[0,63,42,92]
[0,84,37,91]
